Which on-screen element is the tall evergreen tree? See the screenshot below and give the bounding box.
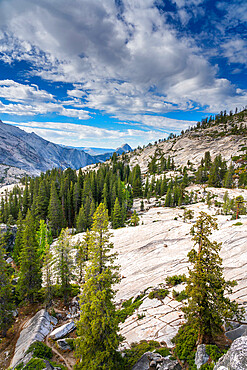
[17,210,42,303]
[75,203,121,370]
[76,204,87,233]
[112,197,122,229]
[0,239,14,337]
[54,228,74,305]
[13,210,24,264]
[178,212,241,346]
[48,181,65,236]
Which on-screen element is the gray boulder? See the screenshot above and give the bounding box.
[195,344,209,369]
[49,320,75,340]
[57,338,72,352]
[131,352,181,370]
[11,309,57,369]
[225,324,247,341]
[214,336,247,369]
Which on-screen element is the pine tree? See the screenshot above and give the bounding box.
[37,220,52,259]
[130,210,140,226]
[54,228,74,305]
[48,181,65,236]
[76,204,87,233]
[42,231,54,308]
[112,197,122,229]
[180,212,242,345]
[76,230,90,284]
[13,210,23,264]
[17,210,42,303]
[75,203,121,370]
[0,239,14,337]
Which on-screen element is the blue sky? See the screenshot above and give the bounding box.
[0,0,246,149]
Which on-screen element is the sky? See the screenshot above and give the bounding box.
[0,0,246,149]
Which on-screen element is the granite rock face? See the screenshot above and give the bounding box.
[214,336,247,370]
[131,352,181,370]
[195,344,209,369]
[49,321,75,340]
[11,309,57,369]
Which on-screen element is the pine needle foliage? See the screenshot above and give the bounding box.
[17,210,42,303]
[183,212,242,344]
[75,203,122,370]
[0,239,14,337]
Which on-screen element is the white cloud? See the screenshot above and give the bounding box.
[5,120,159,148]
[0,79,54,102]
[0,0,246,122]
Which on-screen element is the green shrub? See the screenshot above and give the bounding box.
[50,361,67,370]
[165,274,186,286]
[116,296,144,323]
[172,322,198,369]
[206,344,227,362]
[27,341,52,360]
[123,340,160,369]
[66,338,75,350]
[24,358,46,369]
[172,289,188,302]
[148,288,169,300]
[233,222,243,226]
[154,347,170,357]
[200,364,214,369]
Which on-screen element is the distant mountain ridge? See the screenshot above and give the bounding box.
[0,120,133,176]
[0,120,95,174]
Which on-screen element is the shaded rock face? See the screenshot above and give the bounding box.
[11,309,57,369]
[131,352,181,370]
[57,339,71,352]
[214,336,247,370]
[0,120,96,174]
[195,344,209,369]
[225,325,247,342]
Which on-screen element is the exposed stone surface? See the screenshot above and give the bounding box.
[57,339,72,352]
[225,325,247,342]
[70,187,247,349]
[195,344,209,369]
[214,336,247,370]
[49,321,76,340]
[11,309,57,368]
[131,352,181,370]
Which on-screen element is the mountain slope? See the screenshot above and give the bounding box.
[0,120,95,174]
[127,114,247,173]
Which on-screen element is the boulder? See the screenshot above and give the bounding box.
[195,344,209,369]
[214,336,247,370]
[131,351,152,370]
[225,325,247,342]
[131,352,181,370]
[57,338,72,352]
[11,309,57,369]
[49,320,75,340]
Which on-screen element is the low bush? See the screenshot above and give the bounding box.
[123,340,161,369]
[148,288,169,300]
[165,274,186,286]
[24,358,46,369]
[27,341,52,360]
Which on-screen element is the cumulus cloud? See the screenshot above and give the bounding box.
[6,120,159,148]
[0,0,246,126]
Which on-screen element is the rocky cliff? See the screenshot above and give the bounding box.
[0,120,96,174]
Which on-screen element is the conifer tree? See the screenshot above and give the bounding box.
[37,220,53,259]
[17,210,42,303]
[54,228,74,305]
[42,231,54,308]
[13,210,23,264]
[75,203,121,370]
[0,239,14,337]
[76,230,90,284]
[179,212,241,345]
[130,210,140,226]
[112,197,122,229]
[76,204,87,233]
[48,181,65,236]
